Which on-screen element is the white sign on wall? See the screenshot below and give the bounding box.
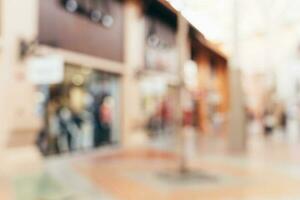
[27,55,64,84]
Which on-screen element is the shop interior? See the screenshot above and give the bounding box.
[36,64,121,156]
[137,0,181,140]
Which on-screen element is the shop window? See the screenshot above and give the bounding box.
[139,76,179,138]
[143,0,178,74]
[138,1,181,139]
[36,65,121,156]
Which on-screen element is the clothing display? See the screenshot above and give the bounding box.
[36,65,120,156]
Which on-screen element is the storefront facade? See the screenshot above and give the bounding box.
[0,0,229,157]
[190,28,229,136]
[0,0,128,155]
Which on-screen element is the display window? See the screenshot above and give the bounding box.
[35,64,121,156]
[144,0,178,75]
[139,75,179,138]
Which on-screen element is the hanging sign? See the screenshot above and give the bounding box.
[26,55,64,84]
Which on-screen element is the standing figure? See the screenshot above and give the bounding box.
[93,93,112,147]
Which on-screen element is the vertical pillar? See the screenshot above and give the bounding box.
[215,61,229,114]
[228,0,247,151]
[0,0,39,153]
[122,0,144,146]
[228,69,246,150]
[0,0,10,151]
[176,15,190,172]
[196,51,211,133]
[177,15,190,111]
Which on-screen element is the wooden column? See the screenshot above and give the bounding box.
[196,51,211,133]
[215,61,229,113]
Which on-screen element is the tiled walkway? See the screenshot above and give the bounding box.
[3,136,300,200]
[73,147,300,200]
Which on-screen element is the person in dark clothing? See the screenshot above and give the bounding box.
[93,93,112,147]
[57,106,74,151]
[264,110,275,136]
[279,110,287,133]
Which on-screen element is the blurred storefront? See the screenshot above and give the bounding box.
[137,1,230,140]
[190,27,229,136]
[35,64,121,155]
[1,0,126,155]
[136,0,180,140]
[35,0,123,155]
[0,0,229,156]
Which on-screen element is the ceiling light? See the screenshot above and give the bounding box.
[102,15,114,28]
[90,10,102,23]
[64,0,78,13]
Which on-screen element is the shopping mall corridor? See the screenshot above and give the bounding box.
[2,133,300,200]
[2,0,300,199]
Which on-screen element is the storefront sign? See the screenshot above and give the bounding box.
[38,0,124,61]
[27,55,64,84]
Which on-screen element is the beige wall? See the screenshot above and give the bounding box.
[0,0,39,149]
[0,0,43,168]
